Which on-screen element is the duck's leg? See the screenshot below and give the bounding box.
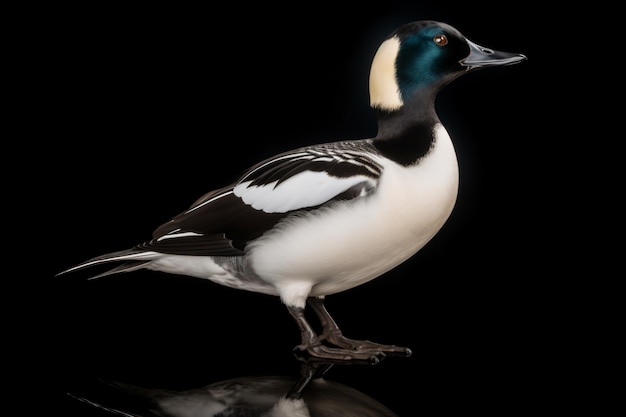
[286,305,384,363]
[307,296,412,357]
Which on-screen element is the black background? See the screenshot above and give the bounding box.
[18,1,594,415]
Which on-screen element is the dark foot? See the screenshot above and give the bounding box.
[305,297,412,358]
[321,331,412,358]
[293,343,386,364]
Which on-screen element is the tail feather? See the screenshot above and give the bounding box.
[87,261,153,280]
[57,248,159,279]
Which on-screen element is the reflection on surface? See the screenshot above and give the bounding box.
[68,355,400,417]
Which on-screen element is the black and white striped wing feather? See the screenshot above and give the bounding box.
[144,140,383,256]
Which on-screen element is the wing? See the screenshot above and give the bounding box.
[143,140,383,256]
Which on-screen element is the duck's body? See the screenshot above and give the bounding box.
[135,124,457,303]
[59,20,526,366]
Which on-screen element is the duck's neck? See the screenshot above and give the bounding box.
[372,92,441,166]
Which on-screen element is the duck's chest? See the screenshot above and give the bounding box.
[247,128,459,289]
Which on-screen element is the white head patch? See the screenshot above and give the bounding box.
[369,36,402,111]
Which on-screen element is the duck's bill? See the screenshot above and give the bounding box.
[462,39,527,69]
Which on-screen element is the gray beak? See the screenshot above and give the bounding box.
[461,39,527,70]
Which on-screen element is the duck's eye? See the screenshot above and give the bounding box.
[433,35,448,46]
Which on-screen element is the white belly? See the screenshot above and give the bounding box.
[247,126,459,305]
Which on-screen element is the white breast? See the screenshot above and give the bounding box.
[247,124,459,307]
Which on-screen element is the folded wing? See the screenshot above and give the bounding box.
[147,140,383,256]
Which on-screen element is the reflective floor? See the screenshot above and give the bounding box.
[64,357,401,417]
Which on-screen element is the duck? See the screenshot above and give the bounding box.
[58,20,526,364]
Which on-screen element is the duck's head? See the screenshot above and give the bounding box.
[369,20,527,111]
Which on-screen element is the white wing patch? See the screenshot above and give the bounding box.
[156,230,203,242]
[234,171,375,213]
